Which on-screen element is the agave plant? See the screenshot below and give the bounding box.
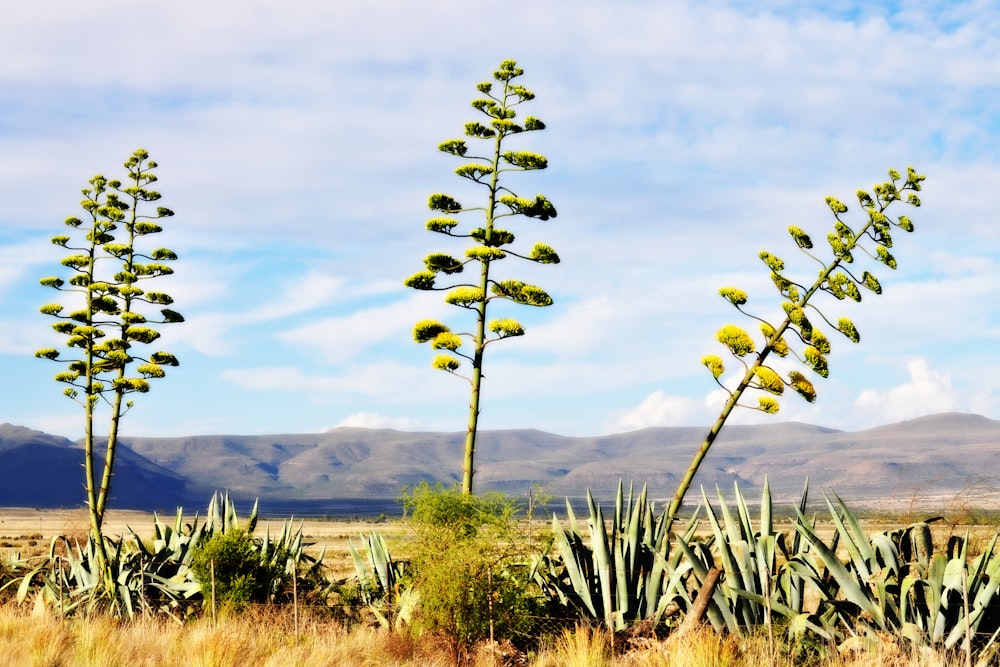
[12,519,202,619]
[347,531,415,629]
[535,481,703,631]
[683,479,836,642]
[790,493,1000,662]
[7,491,323,619]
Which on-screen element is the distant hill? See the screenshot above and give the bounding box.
[2,413,999,514]
[0,424,198,510]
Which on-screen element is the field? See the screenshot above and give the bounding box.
[0,604,979,667]
[0,507,402,578]
[2,506,997,666]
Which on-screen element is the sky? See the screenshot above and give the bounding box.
[1,0,999,440]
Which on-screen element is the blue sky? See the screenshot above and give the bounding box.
[1,0,998,440]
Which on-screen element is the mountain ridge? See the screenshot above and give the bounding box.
[1,412,997,513]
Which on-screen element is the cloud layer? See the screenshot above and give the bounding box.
[2,1,998,439]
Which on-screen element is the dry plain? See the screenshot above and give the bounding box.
[0,507,409,580]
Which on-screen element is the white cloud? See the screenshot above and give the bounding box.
[276,294,446,363]
[333,412,420,430]
[220,360,456,403]
[855,358,955,423]
[0,237,53,293]
[3,1,1000,438]
[610,391,702,432]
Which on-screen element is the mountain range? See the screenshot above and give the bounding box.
[2,412,998,515]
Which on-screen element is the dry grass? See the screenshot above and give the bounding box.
[1,509,994,666]
[0,604,976,667]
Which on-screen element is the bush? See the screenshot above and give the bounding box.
[190,529,285,613]
[402,483,548,661]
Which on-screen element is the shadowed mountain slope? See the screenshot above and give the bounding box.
[0,424,197,510]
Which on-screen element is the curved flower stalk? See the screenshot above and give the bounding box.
[666,167,926,530]
[36,149,182,583]
[405,60,560,494]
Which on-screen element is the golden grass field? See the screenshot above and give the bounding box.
[0,602,977,667]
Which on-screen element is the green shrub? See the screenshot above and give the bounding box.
[190,529,285,612]
[401,483,547,659]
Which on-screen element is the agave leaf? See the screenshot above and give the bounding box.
[702,488,746,594]
[549,511,597,617]
[794,507,885,629]
[586,489,615,629]
[871,532,900,578]
[673,536,741,633]
[823,493,873,580]
[733,480,756,542]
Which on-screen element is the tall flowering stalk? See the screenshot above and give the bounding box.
[405,60,559,494]
[36,149,182,582]
[666,167,926,530]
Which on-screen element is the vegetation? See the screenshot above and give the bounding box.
[666,167,926,529]
[35,149,183,585]
[4,488,1000,664]
[405,60,559,494]
[0,603,984,667]
[3,493,319,620]
[12,58,977,667]
[400,483,549,663]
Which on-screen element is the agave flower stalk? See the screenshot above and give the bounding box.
[36,149,182,584]
[666,167,926,530]
[405,60,559,494]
